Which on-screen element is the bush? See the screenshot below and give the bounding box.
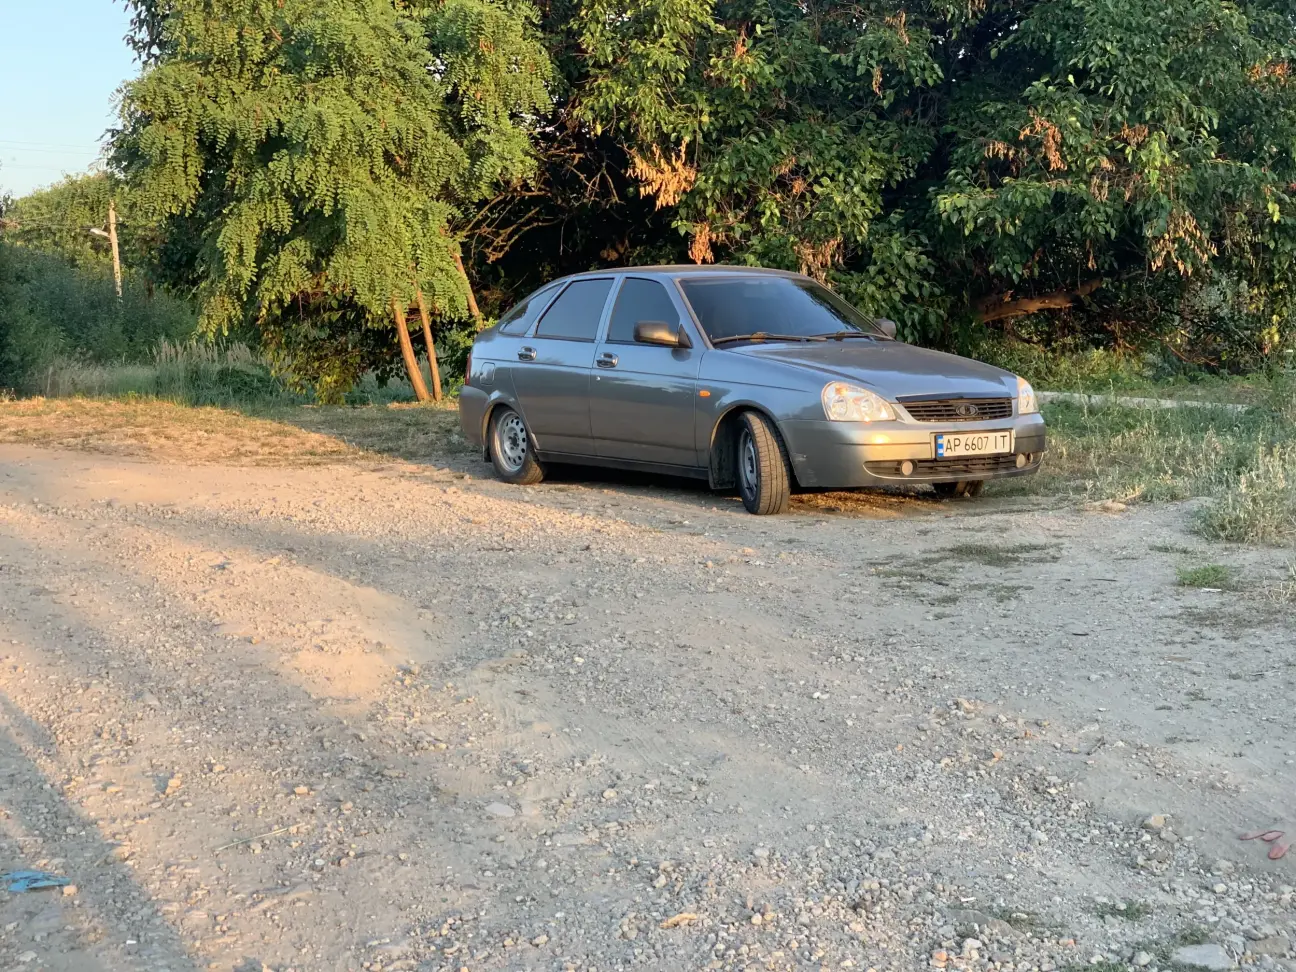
[1195,444,1296,545]
[0,243,196,391]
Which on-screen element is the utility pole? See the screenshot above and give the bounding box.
[107,199,122,298]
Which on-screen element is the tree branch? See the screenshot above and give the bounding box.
[975,278,1104,323]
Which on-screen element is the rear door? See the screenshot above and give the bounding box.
[510,277,614,457]
[589,276,703,467]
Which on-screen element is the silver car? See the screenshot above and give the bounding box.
[459,266,1045,514]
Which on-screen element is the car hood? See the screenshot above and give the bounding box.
[726,340,1015,397]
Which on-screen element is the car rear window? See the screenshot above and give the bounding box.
[536,279,613,342]
[679,276,885,343]
[606,278,681,344]
[498,283,560,334]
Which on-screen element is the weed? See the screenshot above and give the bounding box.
[991,388,1296,550]
[1150,543,1196,554]
[1258,563,1296,603]
[983,905,1045,931]
[1095,900,1152,921]
[939,542,1058,568]
[1175,564,1237,589]
[1194,444,1296,545]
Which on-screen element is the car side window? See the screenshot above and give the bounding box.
[606,278,681,344]
[498,284,559,334]
[535,279,613,342]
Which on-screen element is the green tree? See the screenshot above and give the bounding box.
[116,0,550,402]
[1,174,148,270]
[576,0,1296,357]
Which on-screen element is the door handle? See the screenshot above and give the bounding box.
[596,352,619,369]
[517,346,537,361]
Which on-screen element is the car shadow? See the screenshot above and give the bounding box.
[532,461,969,519]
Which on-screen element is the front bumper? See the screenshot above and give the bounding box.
[780,414,1047,488]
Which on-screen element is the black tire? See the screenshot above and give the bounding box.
[933,480,985,499]
[489,407,544,485]
[736,411,791,515]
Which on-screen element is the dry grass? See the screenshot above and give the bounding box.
[0,397,468,466]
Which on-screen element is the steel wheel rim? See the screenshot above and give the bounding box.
[739,430,758,501]
[498,412,529,472]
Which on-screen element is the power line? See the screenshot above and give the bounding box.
[0,146,107,157]
[0,139,105,150]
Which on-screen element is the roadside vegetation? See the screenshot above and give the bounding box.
[2,0,1295,546]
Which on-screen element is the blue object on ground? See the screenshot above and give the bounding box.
[4,870,71,893]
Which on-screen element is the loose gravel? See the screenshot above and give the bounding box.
[1,444,1293,972]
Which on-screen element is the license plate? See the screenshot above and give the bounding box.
[935,430,1013,458]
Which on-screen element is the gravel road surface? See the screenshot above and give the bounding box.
[1,444,1293,972]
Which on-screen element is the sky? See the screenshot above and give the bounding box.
[0,1,139,198]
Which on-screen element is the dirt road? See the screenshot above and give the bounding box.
[1,443,1294,972]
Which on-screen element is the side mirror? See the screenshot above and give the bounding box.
[875,318,898,339]
[634,320,691,348]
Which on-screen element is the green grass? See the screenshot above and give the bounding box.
[996,386,1296,546]
[1175,564,1237,589]
[28,339,440,409]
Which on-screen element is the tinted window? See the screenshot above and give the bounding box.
[498,283,559,334]
[536,279,613,341]
[680,276,886,343]
[607,278,682,344]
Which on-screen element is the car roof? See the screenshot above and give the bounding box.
[550,265,813,284]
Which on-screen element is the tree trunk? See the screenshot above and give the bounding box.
[453,250,482,322]
[415,288,443,402]
[975,279,1104,323]
[393,297,431,402]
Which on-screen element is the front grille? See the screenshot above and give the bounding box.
[866,454,1036,478]
[898,397,1013,422]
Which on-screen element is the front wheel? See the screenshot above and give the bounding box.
[489,407,544,485]
[933,480,984,499]
[736,411,791,515]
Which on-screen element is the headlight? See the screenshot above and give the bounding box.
[1016,376,1039,414]
[821,382,897,422]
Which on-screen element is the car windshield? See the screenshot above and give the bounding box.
[679,276,887,345]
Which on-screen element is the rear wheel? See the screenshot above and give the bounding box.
[736,411,791,515]
[933,480,985,499]
[489,407,544,485]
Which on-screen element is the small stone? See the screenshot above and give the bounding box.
[16,951,36,964]
[485,802,516,818]
[531,934,549,946]
[602,789,617,801]
[1032,830,1048,844]
[1170,943,1236,971]
[750,914,762,925]
[1213,883,1228,894]
[1133,951,1154,967]
[61,884,77,897]
[293,785,310,796]
[962,938,983,957]
[1141,814,1168,832]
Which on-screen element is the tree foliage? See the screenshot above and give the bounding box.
[103,0,1296,394]
[574,0,1296,355]
[115,0,550,400]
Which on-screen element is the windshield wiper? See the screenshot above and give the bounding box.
[815,331,880,341]
[710,332,824,345]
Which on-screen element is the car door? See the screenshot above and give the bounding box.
[509,277,614,457]
[589,276,703,468]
